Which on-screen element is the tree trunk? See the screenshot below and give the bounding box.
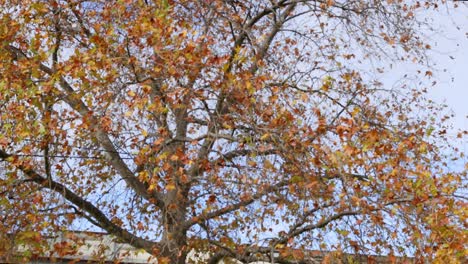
[160,230,188,264]
[159,190,189,264]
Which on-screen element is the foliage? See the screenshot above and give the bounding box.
[0,0,466,263]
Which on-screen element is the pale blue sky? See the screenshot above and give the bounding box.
[428,4,467,131]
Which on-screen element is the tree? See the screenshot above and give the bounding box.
[0,0,466,263]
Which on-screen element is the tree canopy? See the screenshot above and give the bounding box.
[0,0,466,263]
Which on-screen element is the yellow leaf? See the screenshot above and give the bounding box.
[138,171,149,181]
[166,183,176,191]
[352,107,360,117]
[260,133,270,141]
[127,90,136,97]
[275,243,285,249]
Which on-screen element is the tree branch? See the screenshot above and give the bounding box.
[0,149,157,253]
[183,179,289,230]
[274,198,413,246]
[6,45,166,210]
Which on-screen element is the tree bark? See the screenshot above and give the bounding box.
[159,188,189,263]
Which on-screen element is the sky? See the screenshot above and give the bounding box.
[427,3,467,132]
[426,3,468,174]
